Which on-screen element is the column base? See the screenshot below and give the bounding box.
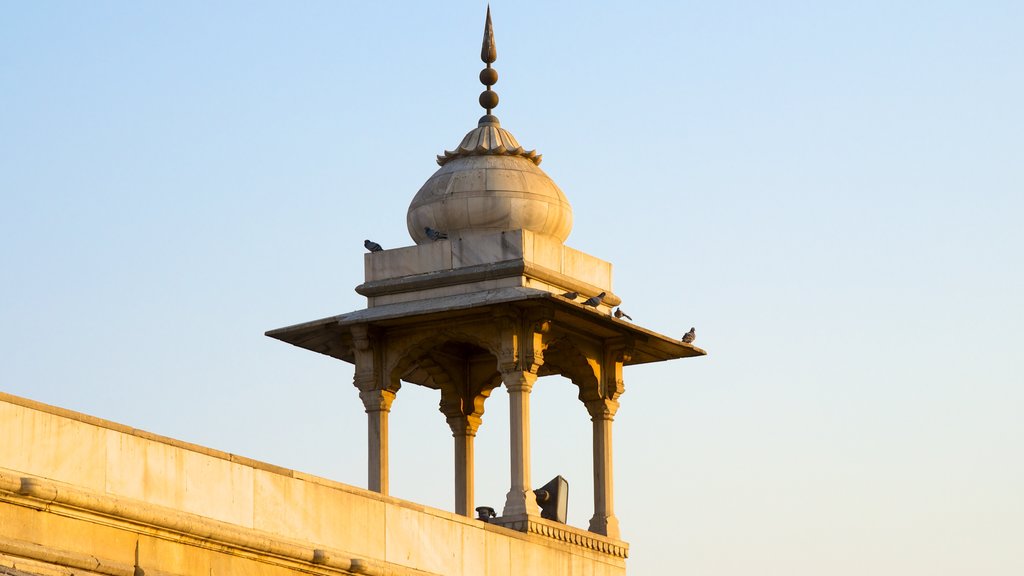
[588,514,621,540]
[502,488,540,518]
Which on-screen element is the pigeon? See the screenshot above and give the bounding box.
[583,292,606,307]
[364,239,383,252]
[614,308,632,321]
[561,291,579,300]
[425,227,448,241]
[681,327,696,344]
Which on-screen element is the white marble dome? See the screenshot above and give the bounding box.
[406,117,573,245]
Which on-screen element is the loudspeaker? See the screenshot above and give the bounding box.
[533,475,568,524]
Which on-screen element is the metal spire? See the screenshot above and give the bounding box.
[479,5,499,119]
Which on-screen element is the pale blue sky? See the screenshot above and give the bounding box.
[2,2,1022,575]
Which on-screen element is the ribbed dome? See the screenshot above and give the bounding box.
[406,117,573,245]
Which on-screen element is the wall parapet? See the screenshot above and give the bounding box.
[0,469,437,576]
[492,514,630,558]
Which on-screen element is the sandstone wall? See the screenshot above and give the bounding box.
[0,393,626,576]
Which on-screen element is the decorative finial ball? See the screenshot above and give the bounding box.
[479,90,499,110]
[479,68,498,86]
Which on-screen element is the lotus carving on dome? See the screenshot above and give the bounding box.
[437,121,542,166]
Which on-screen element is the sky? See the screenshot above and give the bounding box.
[2,1,1022,574]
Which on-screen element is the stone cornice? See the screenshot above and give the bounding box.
[355,260,623,308]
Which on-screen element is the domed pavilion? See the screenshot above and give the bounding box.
[267,6,704,554]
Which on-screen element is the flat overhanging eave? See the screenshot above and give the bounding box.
[266,287,706,367]
[266,316,353,363]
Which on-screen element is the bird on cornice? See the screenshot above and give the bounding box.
[614,308,632,321]
[364,239,383,253]
[681,327,696,344]
[425,227,448,241]
[583,292,606,307]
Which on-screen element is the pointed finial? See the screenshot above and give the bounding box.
[478,5,499,118]
[481,5,497,63]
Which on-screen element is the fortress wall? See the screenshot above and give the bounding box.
[0,392,626,576]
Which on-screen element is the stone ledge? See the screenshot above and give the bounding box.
[1,537,182,576]
[489,514,629,559]
[356,260,622,308]
[0,469,440,576]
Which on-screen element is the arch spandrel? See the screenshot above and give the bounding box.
[439,369,503,426]
[530,334,637,409]
[537,338,600,397]
[386,327,504,389]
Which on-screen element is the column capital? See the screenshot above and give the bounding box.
[501,370,538,393]
[585,398,620,420]
[359,388,396,413]
[446,414,483,437]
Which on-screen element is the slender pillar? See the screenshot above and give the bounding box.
[359,388,396,495]
[586,398,621,539]
[501,370,541,517]
[447,415,482,516]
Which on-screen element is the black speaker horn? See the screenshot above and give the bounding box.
[533,475,568,524]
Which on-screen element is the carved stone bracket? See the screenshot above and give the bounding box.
[351,324,399,394]
[493,307,520,372]
[600,337,633,401]
[523,306,554,372]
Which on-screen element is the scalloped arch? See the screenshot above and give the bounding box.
[539,338,600,402]
[388,329,502,386]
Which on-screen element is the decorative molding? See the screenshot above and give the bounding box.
[489,514,629,559]
[354,260,622,308]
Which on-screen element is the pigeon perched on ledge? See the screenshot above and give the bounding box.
[583,292,606,307]
[614,308,632,321]
[364,239,383,253]
[681,327,696,344]
[561,291,579,300]
[425,227,448,241]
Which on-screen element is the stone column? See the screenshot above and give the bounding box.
[447,414,482,516]
[586,398,620,539]
[501,370,541,517]
[359,388,396,495]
